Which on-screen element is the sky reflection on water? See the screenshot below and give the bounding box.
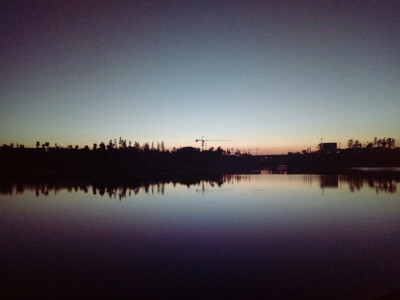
[1,173,400,299]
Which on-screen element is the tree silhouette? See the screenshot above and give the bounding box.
[387,137,395,149]
[118,137,127,149]
[382,138,387,148]
[348,139,354,149]
[107,140,113,150]
[353,140,362,149]
[377,139,382,148]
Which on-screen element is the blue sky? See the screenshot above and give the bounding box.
[1,0,399,154]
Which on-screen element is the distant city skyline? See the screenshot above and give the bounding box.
[1,1,399,154]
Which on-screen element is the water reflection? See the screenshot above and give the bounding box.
[0,174,252,200]
[345,175,398,194]
[319,175,339,188]
[318,174,399,194]
[1,172,399,198]
[2,172,400,299]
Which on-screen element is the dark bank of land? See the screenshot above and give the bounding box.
[0,144,264,181]
[284,147,400,173]
[1,138,400,180]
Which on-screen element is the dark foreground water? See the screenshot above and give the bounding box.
[1,173,400,299]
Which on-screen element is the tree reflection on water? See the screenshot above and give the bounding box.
[1,172,399,199]
[344,175,398,194]
[317,173,399,194]
[0,174,252,200]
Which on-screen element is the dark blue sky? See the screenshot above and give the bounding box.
[1,0,399,153]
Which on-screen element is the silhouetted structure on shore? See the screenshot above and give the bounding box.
[286,147,400,173]
[286,136,398,173]
[1,136,399,176]
[320,142,337,153]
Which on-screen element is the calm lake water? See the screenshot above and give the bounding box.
[1,173,400,299]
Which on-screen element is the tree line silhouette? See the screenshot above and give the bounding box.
[3,137,251,156]
[12,138,168,152]
[1,136,399,176]
[287,136,399,173]
[0,138,261,179]
[346,137,395,149]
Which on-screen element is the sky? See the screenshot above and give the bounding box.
[1,0,399,154]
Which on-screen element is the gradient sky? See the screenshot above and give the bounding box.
[1,0,399,154]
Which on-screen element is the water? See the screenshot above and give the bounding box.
[1,173,400,299]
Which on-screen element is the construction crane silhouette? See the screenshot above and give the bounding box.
[195,136,231,151]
